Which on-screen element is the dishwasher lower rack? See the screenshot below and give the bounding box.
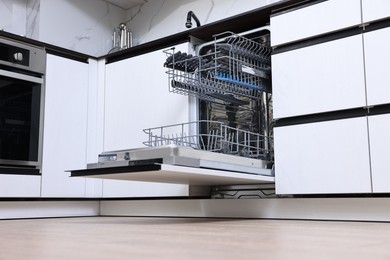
[163,30,271,102]
[143,120,273,161]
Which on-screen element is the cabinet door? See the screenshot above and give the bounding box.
[364,27,390,106]
[368,114,390,193]
[362,0,390,23]
[103,43,189,197]
[274,117,372,194]
[272,34,366,119]
[0,175,41,197]
[41,54,89,197]
[271,0,361,46]
[104,45,189,150]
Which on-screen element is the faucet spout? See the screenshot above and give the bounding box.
[185,11,201,28]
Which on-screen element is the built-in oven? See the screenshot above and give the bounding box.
[0,37,46,174]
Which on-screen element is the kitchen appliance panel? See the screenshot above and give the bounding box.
[73,163,274,186]
[0,37,46,173]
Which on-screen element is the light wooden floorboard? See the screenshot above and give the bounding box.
[0,217,389,259]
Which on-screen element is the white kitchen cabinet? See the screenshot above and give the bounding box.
[41,54,97,197]
[104,44,190,151]
[272,34,366,119]
[362,0,390,23]
[368,114,390,193]
[364,27,390,106]
[270,0,361,46]
[274,117,372,194]
[102,43,190,197]
[0,175,41,197]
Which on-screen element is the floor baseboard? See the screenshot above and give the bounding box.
[100,197,390,222]
[0,200,100,219]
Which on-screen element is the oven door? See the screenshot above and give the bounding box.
[0,69,44,172]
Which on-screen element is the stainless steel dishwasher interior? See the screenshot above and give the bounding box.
[160,26,273,170]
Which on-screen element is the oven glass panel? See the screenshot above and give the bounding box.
[0,76,41,162]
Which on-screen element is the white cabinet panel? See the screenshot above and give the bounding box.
[368,114,390,193]
[271,0,361,46]
[364,27,390,106]
[272,35,366,119]
[103,43,189,197]
[85,58,104,197]
[362,0,390,23]
[41,54,89,197]
[102,180,188,198]
[0,175,41,197]
[275,117,372,194]
[104,44,189,151]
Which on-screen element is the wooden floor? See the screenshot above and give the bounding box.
[0,217,389,259]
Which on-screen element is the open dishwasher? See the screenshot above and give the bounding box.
[162,28,272,163]
[71,27,274,189]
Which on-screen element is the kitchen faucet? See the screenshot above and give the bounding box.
[185,11,201,28]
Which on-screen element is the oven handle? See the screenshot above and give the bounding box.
[0,69,44,84]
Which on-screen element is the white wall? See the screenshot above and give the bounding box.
[126,0,282,45]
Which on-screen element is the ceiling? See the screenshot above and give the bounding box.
[105,0,147,10]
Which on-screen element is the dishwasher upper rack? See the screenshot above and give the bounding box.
[143,120,273,160]
[163,31,271,103]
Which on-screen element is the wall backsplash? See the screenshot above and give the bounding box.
[26,0,40,39]
[126,0,282,46]
[1,0,281,56]
[0,0,27,36]
[38,0,126,56]
[1,0,126,56]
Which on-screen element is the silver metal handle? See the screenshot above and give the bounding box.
[0,69,44,84]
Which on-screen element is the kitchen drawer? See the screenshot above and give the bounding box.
[368,114,390,193]
[362,0,390,23]
[0,175,41,197]
[364,27,390,106]
[274,117,372,194]
[271,0,362,46]
[272,34,366,119]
